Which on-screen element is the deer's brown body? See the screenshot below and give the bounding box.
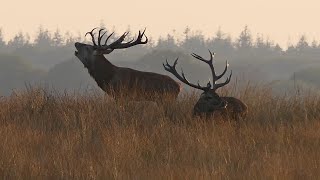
[164,50,247,121]
[75,28,181,101]
[193,95,248,120]
[219,97,248,120]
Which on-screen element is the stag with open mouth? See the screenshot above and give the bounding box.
[74,28,181,101]
[163,50,247,121]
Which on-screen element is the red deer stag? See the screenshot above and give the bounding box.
[74,28,181,101]
[163,50,247,121]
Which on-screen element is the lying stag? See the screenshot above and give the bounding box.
[163,50,247,121]
[75,28,181,101]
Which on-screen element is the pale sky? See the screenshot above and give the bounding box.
[1,0,319,48]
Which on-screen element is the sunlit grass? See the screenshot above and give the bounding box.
[0,83,320,179]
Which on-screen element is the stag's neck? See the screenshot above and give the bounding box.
[88,55,117,91]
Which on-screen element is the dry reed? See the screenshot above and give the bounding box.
[0,82,320,179]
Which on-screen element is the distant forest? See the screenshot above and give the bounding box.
[0,25,320,96]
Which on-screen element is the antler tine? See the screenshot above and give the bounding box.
[141,28,147,35]
[216,60,229,79]
[173,57,178,67]
[91,28,148,54]
[104,32,114,46]
[122,29,147,46]
[190,49,232,91]
[208,49,214,59]
[85,27,98,46]
[85,27,97,37]
[107,32,129,48]
[97,29,106,46]
[191,50,219,85]
[143,34,148,43]
[163,58,211,91]
[191,49,214,64]
[212,70,233,90]
[110,30,148,49]
[135,29,148,44]
[162,58,177,73]
[140,28,148,43]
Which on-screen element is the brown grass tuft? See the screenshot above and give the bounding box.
[0,83,320,179]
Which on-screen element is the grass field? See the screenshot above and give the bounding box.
[0,83,320,179]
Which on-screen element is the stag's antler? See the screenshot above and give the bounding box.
[85,28,148,54]
[163,50,232,92]
[191,50,232,91]
[163,58,212,91]
[85,28,98,46]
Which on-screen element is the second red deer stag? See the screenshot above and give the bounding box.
[74,28,181,101]
[163,50,248,121]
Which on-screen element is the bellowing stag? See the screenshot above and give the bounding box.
[163,50,247,121]
[74,28,181,101]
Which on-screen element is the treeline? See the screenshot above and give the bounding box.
[2,25,320,61]
[0,25,320,96]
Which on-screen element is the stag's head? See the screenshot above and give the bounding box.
[163,50,232,116]
[75,28,148,68]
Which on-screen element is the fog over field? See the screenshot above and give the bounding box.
[0,25,319,96]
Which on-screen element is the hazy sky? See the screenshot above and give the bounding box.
[1,0,319,48]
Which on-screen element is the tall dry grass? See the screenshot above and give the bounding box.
[0,82,320,179]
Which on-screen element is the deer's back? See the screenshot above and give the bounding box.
[110,67,181,98]
[221,96,248,118]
